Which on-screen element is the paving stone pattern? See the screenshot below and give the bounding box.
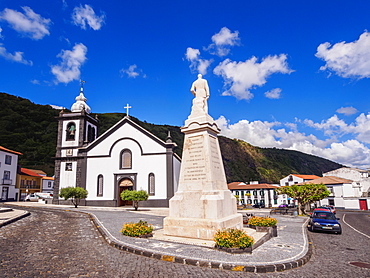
[1,207,369,277]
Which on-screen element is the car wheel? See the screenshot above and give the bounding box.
[337,230,342,235]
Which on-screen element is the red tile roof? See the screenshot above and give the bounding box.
[292,174,320,180]
[299,176,352,185]
[0,146,22,156]
[228,182,279,190]
[20,168,43,177]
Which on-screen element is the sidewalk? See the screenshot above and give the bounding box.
[1,202,312,273]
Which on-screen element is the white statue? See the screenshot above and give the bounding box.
[190,74,210,115]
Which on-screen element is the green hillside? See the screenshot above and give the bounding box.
[0,92,342,182]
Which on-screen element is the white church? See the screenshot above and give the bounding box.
[53,88,181,207]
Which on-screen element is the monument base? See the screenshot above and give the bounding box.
[163,213,242,240]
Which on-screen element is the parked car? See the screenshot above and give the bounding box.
[24,192,52,202]
[287,203,296,208]
[253,204,265,208]
[308,210,342,234]
[278,204,288,208]
[326,205,336,214]
[313,207,331,212]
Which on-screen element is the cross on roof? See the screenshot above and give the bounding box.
[124,103,132,117]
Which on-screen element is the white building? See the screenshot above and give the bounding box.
[323,167,370,197]
[280,174,320,187]
[0,146,22,201]
[42,176,54,194]
[302,176,370,210]
[54,89,181,207]
[228,182,286,207]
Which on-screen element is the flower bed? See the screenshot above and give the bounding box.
[120,220,153,237]
[213,228,254,253]
[247,216,278,227]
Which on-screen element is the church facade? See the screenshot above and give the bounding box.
[53,89,181,207]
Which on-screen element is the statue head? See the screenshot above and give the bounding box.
[198,74,202,79]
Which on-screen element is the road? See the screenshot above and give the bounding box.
[0,207,369,277]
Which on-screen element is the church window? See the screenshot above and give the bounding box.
[120,149,132,169]
[97,175,103,197]
[87,125,96,142]
[66,122,76,141]
[65,163,72,171]
[288,175,293,182]
[148,173,155,196]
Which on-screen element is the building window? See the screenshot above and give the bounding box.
[120,149,132,169]
[274,198,278,205]
[288,175,293,182]
[253,190,257,196]
[97,175,103,197]
[5,155,12,165]
[247,199,252,204]
[87,125,96,142]
[260,190,264,196]
[66,122,76,141]
[65,163,72,171]
[148,173,155,196]
[48,182,52,188]
[285,182,289,186]
[3,170,10,180]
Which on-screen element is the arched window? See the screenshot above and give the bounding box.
[97,175,103,197]
[66,122,76,141]
[87,125,95,142]
[120,149,132,169]
[148,173,155,196]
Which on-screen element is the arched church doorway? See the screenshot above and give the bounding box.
[119,178,134,206]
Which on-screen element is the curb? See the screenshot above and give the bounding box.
[0,210,31,228]
[88,212,313,273]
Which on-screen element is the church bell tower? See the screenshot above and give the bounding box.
[53,84,98,203]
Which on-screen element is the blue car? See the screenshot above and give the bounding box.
[308,210,342,234]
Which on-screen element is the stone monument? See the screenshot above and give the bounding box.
[163,74,242,240]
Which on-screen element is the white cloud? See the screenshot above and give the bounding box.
[316,31,370,79]
[72,4,105,30]
[51,43,87,84]
[0,27,3,39]
[185,47,200,61]
[120,64,145,78]
[0,7,51,40]
[213,55,293,100]
[216,114,370,169]
[185,47,212,75]
[30,79,40,84]
[265,88,282,99]
[208,27,240,56]
[0,43,32,65]
[49,104,64,110]
[336,106,358,116]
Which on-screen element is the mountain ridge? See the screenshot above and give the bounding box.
[0,92,343,182]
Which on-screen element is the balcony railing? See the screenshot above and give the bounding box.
[20,184,41,189]
[2,179,12,185]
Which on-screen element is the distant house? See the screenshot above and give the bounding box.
[0,146,22,201]
[16,168,43,200]
[323,167,370,198]
[228,182,285,207]
[280,174,320,187]
[300,175,370,210]
[42,176,54,194]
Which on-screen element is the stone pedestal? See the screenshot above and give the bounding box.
[163,112,242,240]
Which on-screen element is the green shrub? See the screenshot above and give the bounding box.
[120,220,153,237]
[247,216,278,227]
[213,228,254,249]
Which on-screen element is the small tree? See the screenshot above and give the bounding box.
[120,190,149,211]
[276,183,330,215]
[60,186,88,208]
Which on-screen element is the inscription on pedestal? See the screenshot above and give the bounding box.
[183,135,206,181]
[210,135,221,172]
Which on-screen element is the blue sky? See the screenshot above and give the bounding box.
[1,0,370,169]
